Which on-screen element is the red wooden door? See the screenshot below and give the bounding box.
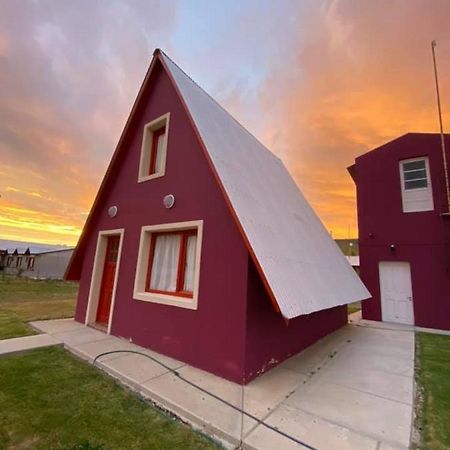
[96,235,120,324]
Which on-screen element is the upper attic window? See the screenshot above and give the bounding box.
[399,157,434,213]
[138,112,170,182]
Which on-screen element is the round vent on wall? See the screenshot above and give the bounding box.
[163,194,175,209]
[108,206,118,218]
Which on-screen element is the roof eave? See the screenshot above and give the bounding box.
[347,164,356,183]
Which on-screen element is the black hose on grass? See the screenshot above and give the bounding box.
[93,349,318,450]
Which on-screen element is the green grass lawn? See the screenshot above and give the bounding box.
[0,346,219,450]
[0,275,78,339]
[415,332,450,450]
[347,301,361,315]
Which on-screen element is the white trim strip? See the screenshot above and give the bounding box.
[85,229,125,334]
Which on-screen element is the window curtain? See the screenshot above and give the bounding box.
[183,235,197,292]
[154,132,165,173]
[149,234,180,291]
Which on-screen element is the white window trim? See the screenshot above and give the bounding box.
[85,229,124,334]
[133,220,203,310]
[138,112,170,183]
[399,156,434,213]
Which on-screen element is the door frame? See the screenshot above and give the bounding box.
[85,229,124,333]
[379,261,414,325]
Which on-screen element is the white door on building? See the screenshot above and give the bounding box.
[379,261,414,325]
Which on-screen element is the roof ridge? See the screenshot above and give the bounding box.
[159,49,281,163]
[405,131,450,135]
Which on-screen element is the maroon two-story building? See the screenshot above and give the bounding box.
[349,133,450,330]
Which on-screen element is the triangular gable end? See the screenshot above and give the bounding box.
[67,49,370,319]
[65,51,281,314]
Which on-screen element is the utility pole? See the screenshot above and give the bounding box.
[431,40,450,213]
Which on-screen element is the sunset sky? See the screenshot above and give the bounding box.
[1,0,450,246]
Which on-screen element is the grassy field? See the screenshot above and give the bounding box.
[347,301,361,314]
[0,346,219,450]
[415,332,450,450]
[0,275,77,339]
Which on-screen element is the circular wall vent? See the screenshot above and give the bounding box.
[163,194,175,209]
[108,206,118,218]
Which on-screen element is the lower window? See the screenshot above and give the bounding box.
[133,221,203,310]
[146,230,197,297]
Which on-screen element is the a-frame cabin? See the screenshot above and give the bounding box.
[66,49,369,384]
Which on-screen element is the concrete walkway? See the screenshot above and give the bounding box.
[350,310,450,336]
[23,317,415,450]
[0,333,62,356]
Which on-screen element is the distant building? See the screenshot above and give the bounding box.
[346,255,360,275]
[0,250,7,270]
[335,239,359,256]
[349,133,450,331]
[1,245,74,279]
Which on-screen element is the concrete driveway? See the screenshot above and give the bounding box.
[245,323,414,450]
[30,318,414,450]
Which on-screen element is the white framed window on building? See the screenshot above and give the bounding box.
[138,112,170,183]
[133,220,203,310]
[399,157,434,213]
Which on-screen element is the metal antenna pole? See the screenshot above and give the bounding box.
[431,40,450,212]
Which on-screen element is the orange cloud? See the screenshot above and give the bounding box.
[2,0,450,246]
[256,1,450,238]
[0,1,178,245]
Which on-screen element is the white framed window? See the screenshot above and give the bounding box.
[399,157,434,213]
[138,112,170,182]
[133,220,203,310]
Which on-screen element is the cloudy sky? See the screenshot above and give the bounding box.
[1,0,450,245]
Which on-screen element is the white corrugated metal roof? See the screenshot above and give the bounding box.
[161,52,370,318]
[36,248,74,255]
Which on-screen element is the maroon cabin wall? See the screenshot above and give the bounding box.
[355,134,450,330]
[74,63,249,382]
[244,258,348,383]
